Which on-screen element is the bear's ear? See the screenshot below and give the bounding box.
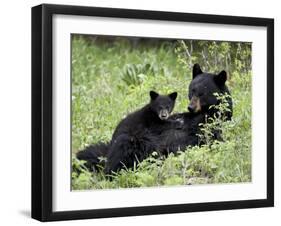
[193,63,202,79]
[150,91,159,100]
[168,92,178,101]
[214,70,227,86]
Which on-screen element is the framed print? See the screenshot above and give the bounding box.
[31,4,274,221]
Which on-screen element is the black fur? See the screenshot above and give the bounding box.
[158,63,233,153]
[76,143,109,171]
[76,91,179,174]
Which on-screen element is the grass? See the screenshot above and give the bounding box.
[71,35,252,190]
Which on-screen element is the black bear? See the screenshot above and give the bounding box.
[158,63,233,154]
[76,91,179,174]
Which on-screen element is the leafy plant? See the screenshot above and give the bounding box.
[121,63,156,86]
[198,92,232,145]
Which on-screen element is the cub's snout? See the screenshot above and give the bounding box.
[159,109,169,120]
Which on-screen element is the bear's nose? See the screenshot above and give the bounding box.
[188,105,195,112]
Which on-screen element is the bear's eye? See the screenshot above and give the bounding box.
[198,93,204,97]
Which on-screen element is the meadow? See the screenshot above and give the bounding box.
[71,35,252,190]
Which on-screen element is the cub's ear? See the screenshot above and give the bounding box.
[168,92,178,101]
[214,70,227,86]
[150,91,159,100]
[193,63,202,79]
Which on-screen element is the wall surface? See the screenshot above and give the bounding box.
[0,0,279,225]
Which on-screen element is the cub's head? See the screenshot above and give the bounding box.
[149,91,178,120]
[188,64,232,118]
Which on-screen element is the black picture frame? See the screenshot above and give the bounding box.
[31,3,274,222]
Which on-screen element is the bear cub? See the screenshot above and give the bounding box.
[77,91,179,174]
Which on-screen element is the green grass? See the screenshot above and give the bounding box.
[71,35,252,190]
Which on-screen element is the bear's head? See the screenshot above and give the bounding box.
[187,64,232,119]
[149,91,178,120]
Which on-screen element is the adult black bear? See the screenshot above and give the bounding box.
[76,91,179,174]
[158,63,233,154]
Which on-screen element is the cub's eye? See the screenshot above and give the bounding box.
[198,93,204,97]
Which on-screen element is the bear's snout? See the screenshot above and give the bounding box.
[188,104,195,112]
[188,96,201,113]
[159,109,169,120]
